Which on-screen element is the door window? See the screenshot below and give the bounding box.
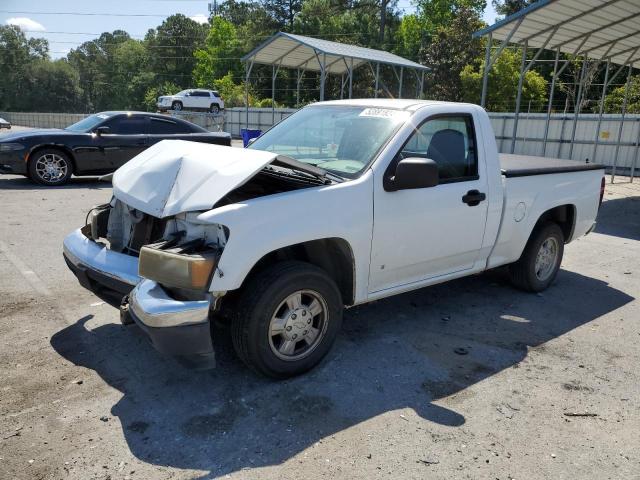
[150,118,191,134]
[400,115,477,181]
[104,116,148,135]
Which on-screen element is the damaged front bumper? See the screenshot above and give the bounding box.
[125,279,215,365]
[63,228,140,296]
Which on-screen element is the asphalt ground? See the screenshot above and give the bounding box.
[1,131,639,479]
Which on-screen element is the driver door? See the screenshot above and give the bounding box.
[368,113,489,294]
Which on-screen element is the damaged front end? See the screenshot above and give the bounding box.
[63,140,331,367]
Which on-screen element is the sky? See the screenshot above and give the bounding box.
[1,0,499,59]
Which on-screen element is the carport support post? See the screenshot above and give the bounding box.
[511,40,528,154]
[481,32,492,108]
[569,56,589,159]
[375,62,380,98]
[612,63,633,183]
[296,68,303,106]
[592,59,610,164]
[349,57,354,99]
[398,67,403,99]
[245,59,254,129]
[543,47,560,156]
[319,53,327,101]
[420,71,424,98]
[271,64,277,125]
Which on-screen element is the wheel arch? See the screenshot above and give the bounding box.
[531,204,576,244]
[27,144,77,174]
[239,237,356,307]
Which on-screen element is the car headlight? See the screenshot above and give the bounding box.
[0,143,25,152]
[139,241,219,291]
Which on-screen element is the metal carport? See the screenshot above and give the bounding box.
[474,0,640,181]
[241,32,429,125]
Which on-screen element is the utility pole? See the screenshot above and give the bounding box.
[208,1,218,16]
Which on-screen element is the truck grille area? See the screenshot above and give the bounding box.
[87,199,167,256]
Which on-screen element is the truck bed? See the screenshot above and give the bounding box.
[500,154,604,178]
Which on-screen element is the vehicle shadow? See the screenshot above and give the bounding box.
[0,175,108,191]
[595,195,640,241]
[50,269,632,478]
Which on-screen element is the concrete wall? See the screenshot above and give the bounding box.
[2,109,639,173]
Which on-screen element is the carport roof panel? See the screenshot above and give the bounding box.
[473,0,640,66]
[242,32,429,74]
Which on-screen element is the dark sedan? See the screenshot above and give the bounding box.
[0,111,231,186]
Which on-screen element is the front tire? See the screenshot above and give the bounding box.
[28,149,73,186]
[509,222,564,292]
[172,101,183,111]
[231,261,343,378]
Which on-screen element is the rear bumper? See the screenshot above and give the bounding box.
[63,228,140,296]
[128,279,214,358]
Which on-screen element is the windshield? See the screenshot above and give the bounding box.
[65,113,112,132]
[248,105,409,178]
[176,90,190,96]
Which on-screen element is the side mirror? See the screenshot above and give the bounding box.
[95,126,110,136]
[387,157,439,191]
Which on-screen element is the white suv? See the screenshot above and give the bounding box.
[157,89,225,114]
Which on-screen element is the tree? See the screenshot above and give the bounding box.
[261,0,303,28]
[414,0,485,36]
[604,76,640,114]
[145,14,208,88]
[492,0,534,17]
[460,48,548,111]
[19,59,84,112]
[420,6,484,101]
[0,25,50,110]
[193,17,242,87]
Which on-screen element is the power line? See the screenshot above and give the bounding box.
[1,10,177,17]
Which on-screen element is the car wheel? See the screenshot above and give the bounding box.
[28,149,73,186]
[209,104,220,114]
[231,261,343,378]
[509,222,564,292]
[172,101,183,111]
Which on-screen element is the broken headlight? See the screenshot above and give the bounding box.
[138,239,220,291]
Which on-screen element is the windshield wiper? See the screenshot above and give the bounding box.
[272,155,344,183]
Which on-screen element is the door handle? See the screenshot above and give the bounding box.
[462,189,486,206]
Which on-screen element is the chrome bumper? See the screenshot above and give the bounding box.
[63,228,140,295]
[127,279,214,357]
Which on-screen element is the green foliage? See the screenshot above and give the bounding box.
[604,76,640,114]
[420,6,485,101]
[213,73,253,107]
[143,81,181,111]
[20,59,84,112]
[145,14,208,88]
[460,48,548,111]
[0,25,52,110]
[415,0,485,35]
[193,17,242,87]
[492,0,534,17]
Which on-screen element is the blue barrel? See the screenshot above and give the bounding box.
[241,129,262,147]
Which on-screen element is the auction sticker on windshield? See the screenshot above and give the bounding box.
[358,108,409,121]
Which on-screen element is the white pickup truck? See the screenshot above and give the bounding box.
[63,99,605,378]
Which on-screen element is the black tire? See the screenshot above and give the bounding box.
[172,101,183,111]
[509,222,564,292]
[209,104,220,114]
[231,261,343,378]
[28,148,73,186]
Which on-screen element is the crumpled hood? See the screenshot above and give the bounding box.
[112,140,277,218]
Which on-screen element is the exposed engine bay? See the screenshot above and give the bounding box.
[84,165,320,257]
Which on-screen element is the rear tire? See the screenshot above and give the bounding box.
[209,104,220,114]
[231,261,343,378]
[509,222,564,292]
[28,148,73,186]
